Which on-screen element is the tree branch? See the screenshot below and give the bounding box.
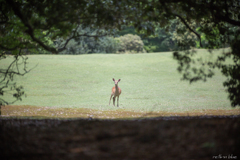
[174,14,203,47]
[216,14,240,27]
[6,0,58,53]
[56,25,109,53]
[159,0,203,47]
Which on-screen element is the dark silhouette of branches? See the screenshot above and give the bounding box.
[0,49,36,106]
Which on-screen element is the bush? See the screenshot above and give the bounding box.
[116,34,144,53]
[56,37,90,55]
[143,45,157,53]
[95,37,119,53]
[56,36,119,54]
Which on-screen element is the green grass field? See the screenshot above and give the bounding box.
[1,49,240,118]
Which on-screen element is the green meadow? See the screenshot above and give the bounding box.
[2,49,240,118]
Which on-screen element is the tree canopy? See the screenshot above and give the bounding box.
[1,0,240,106]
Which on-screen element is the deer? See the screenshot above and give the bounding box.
[109,78,121,107]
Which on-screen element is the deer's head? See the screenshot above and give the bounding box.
[113,78,121,85]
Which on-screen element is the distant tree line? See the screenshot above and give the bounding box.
[32,20,226,55]
[30,26,147,54]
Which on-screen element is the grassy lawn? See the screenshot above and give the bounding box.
[1,49,240,118]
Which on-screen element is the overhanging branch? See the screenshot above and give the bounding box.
[6,0,58,53]
[174,14,203,47]
[159,0,203,47]
[57,25,109,53]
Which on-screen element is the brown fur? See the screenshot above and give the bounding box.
[109,78,121,107]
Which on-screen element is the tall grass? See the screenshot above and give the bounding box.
[1,49,236,112]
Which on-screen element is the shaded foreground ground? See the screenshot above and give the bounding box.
[0,116,240,160]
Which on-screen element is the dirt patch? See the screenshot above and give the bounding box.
[1,105,240,119]
[0,116,240,160]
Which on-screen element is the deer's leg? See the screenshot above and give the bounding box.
[109,94,113,105]
[113,96,115,106]
[117,96,119,107]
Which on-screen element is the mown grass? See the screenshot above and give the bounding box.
[1,49,240,118]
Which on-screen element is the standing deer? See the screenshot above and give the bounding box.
[109,78,121,107]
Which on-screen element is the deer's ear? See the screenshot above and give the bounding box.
[118,79,121,82]
[113,78,115,81]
